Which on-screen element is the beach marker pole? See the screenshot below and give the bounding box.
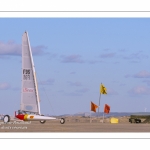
[98,92,101,118]
[90,101,91,123]
[90,111,91,123]
[102,113,104,123]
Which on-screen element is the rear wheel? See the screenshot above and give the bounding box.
[60,118,65,124]
[3,115,10,123]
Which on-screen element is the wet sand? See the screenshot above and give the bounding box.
[0,116,150,132]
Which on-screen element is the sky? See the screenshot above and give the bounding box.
[1,18,150,116]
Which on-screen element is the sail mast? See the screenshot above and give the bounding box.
[26,32,41,115]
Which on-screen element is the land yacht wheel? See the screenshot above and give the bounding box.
[60,118,65,124]
[40,120,46,124]
[40,115,46,124]
[3,115,10,123]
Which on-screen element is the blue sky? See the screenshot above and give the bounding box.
[1,18,150,116]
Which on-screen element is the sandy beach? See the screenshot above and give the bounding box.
[0,116,150,132]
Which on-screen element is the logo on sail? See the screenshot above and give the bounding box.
[23,88,34,92]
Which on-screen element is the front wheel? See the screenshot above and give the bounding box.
[60,118,65,124]
[40,120,46,124]
[3,115,10,123]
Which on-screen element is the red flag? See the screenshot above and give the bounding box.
[91,101,98,112]
[104,104,110,114]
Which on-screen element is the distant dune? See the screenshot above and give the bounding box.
[59,112,150,117]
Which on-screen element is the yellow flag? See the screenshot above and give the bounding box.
[100,83,107,94]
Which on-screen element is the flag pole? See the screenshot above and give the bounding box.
[102,112,104,123]
[98,93,101,118]
[90,111,91,123]
[90,101,91,123]
[98,83,102,118]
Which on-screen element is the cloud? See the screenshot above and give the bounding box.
[123,51,148,60]
[128,86,150,95]
[125,71,150,79]
[0,40,47,56]
[99,53,116,58]
[31,45,47,55]
[0,41,21,55]
[76,88,89,93]
[133,70,150,78]
[60,54,84,63]
[0,83,11,90]
[68,81,82,87]
[107,88,118,95]
[38,78,55,85]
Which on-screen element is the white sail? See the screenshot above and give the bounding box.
[21,32,41,114]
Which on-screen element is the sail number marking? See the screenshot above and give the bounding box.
[23,69,30,80]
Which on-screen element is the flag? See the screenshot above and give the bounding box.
[100,83,107,94]
[104,104,110,114]
[91,101,98,112]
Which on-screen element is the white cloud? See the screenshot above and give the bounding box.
[61,54,84,63]
[125,71,150,79]
[0,83,11,90]
[129,86,150,95]
[0,41,21,55]
[134,70,150,78]
[117,51,149,64]
[122,51,148,60]
[107,88,118,95]
[0,41,47,56]
[32,45,47,55]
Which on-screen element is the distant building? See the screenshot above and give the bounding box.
[84,112,90,117]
